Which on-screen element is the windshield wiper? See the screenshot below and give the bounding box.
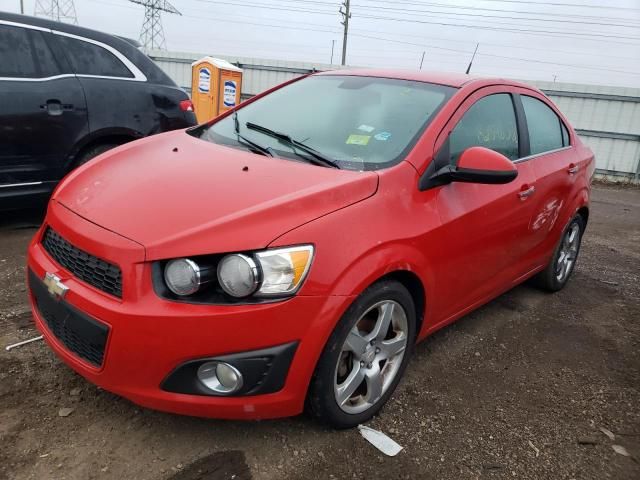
[245,122,341,169]
[233,111,273,157]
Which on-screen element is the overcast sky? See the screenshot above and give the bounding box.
[3,0,640,87]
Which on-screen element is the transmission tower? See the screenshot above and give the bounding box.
[34,0,78,24]
[129,0,181,50]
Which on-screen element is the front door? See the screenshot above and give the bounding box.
[0,23,87,202]
[427,88,538,321]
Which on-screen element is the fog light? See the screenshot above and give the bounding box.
[197,361,243,394]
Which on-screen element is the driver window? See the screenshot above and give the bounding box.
[449,93,519,165]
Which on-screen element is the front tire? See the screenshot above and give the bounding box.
[307,280,416,429]
[533,214,585,292]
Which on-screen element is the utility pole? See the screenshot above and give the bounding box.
[129,0,181,50]
[331,39,335,65]
[465,43,479,74]
[20,0,24,14]
[34,0,78,24]
[419,51,425,70]
[339,0,351,66]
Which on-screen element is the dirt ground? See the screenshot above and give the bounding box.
[1,185,639,480]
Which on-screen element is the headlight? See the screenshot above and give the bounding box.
[217,254,260,298]
[255,245,314,296]
[216,245,314,298]
[164,258,211,296]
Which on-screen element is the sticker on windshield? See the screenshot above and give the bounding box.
[346,134,371,146]
[357,124,375,133]
[374,132,392,141]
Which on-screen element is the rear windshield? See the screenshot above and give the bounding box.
[193,75,455,171]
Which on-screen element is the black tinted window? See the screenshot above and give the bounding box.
[57,36,133,78]
[522,95,564,154]
[0,25,60,78]
[561,122,570,147]
[31,31,62,77]
[449,93,519,164]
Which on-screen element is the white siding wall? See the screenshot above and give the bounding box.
[146,49,640,181]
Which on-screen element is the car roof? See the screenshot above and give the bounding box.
[317,68,533,90]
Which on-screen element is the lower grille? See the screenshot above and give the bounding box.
[41,227,122,298]
[29,269,109,367]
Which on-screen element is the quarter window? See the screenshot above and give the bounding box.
[0,25,61,78]
[56,36,133,78]
[449,93,519,164]
[521,95,566,154]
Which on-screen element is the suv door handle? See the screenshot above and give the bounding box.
[40,99,72,116]
[518,185,536,200]
[568,163,580,175]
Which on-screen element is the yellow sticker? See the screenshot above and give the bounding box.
[346,134,371,146]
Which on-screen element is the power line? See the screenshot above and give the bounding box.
[348,32,640,76]
[466,0,640,12]
[349,0,640,24]
[354,13,640,43]
[350,2,640,29]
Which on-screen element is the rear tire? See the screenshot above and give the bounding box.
[74,143,119,168]
[532,214,585,292]
[306,280,416,429]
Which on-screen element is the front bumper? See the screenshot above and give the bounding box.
[27,202,352,419]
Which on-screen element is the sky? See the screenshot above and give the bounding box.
[2,0,640,87]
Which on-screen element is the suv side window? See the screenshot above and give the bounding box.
[56,35,134,78]
[521,95,566,155]
[0,25,61,78]
[449,93,519,164]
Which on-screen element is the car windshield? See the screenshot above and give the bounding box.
[192,75,455,171]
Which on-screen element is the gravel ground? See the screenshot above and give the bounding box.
[1,185,638,480]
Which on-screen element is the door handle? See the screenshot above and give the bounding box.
[40,99,72,116]
[518,185,536,200]
[568,163,580,175]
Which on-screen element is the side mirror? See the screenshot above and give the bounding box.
[425,146,518,188]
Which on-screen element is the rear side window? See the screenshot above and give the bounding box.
[521,95,566,155]
[0,25,61,78]
[561,122,570,147]
[56,35,134,78]
[449,93,519,164]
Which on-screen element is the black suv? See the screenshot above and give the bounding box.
[0,12,197,209]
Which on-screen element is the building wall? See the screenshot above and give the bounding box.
[147,49,640,181]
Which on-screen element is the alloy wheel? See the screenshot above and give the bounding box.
[556,222,580,282]
[333,300,409,414]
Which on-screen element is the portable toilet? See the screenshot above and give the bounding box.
[191,57,243,123]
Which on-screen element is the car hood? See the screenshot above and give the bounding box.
[55,131,379,260]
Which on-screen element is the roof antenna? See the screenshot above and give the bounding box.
[465,43,479,75]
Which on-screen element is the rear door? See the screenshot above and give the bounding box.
[51,32,157,138]
[514,92,576,266]
[0,22,87,200]
[429,87,538,320]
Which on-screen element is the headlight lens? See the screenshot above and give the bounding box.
[164,258,206,296]
[217,254,260,298]
[255,245,314,296]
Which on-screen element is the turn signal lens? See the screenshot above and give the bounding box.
[255,245,314,296]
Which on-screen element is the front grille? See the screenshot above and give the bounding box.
[29,270,109,367]
[42,227,122,298]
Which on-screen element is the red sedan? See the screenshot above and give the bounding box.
[26,70,594,428]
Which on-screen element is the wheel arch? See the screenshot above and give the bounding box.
[371,270,426,341]
[577,205,589,227]
[65,128,144,171]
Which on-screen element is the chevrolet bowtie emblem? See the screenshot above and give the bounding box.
[43,272,69,300]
